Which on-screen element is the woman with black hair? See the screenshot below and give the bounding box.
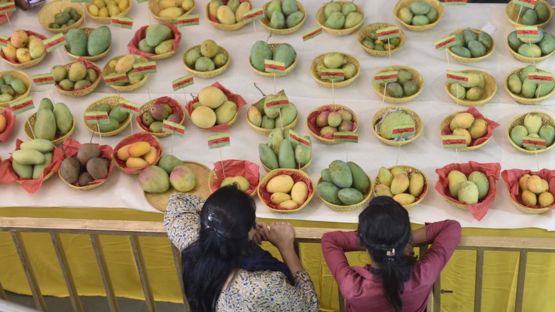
[164,185,318,312]
[322,196,461,312]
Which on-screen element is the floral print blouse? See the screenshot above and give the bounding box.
[164,193,319,312]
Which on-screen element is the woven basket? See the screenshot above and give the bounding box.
[87,0,133,24]
[371,65,424,104]
[64,28,111,61]
[183,45,230,78]
[508,190,551,214]
[445,69,497,106]
[371,107,423,147]
[114,133,162,174]
[316,1,364,36]
[0,31,47,69]
[58,151,113,191]
[206,2,247,31]
[247,104,298,134]
[374,165,428,209]
[102,55,150,92]
[505,68,555,105]
[54,60,101,97]
[394,0,444,32]
[149,0,195,23]
[38,0,84,33]
[257,169,314,213]
[447,28,495,63]
[260,1,306,35]
[84,96,132,137]
[306,104,359,144]
[506,37,554,64]
[439,111,492,151]
[311,53,360,88]
[137,99,185,138]
[207,170,258,197]
[505,0,553,28]
[0,70,31,108]
[358,23,406,57]
[507,112,555,155]
[134,25,179,61]
[317,176,374,212]
[25,113,75,145]
[250,43,298,77]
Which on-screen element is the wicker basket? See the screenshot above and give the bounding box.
[447,28,495,63]
[114,132,162,174]
[373,165,428,209]
[316,1,364,36]
[58,151,113,191]
[505,0,553,28]
[311,53,360,88]
[102,55,150,92]
[25,113,75,145]
[372,65,424,104]
[260,1,306,35]
[358,23,406,57]
[206,2,247,31]
[306,104,359,144]
[136,99,185,138]
[87,0,133,24]
[506,37,554,64]
[317,176,374,212]
[247,104,298,134]
[54,60,102,97]
[371,107,423,147]
[250,44,298,77]
[257,169,314,213]
[439,111,492,151]
[505,68,555,105]
[507,111,555,155]
[0,70,31,108]
[394,0,444,32]
[38,0,85,33]
[84,96,132,137]
[508,190,551,214]
[149,0,195,23]
[207,170,258,197]
[183,45,231,79]
[445,69,497,106]
[0,31,47,69]
[64,28,111,61]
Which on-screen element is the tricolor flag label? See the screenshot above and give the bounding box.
[0,34,9,48]
[320,69,345,82]
[208,133,231,149]
[241,7,265,24]
[527,72,553,84]
[516,26,540,42]
[32,73,55,86]
[163,120,185,137]
[374,71,399,83]
[442,135,468,149]
[447,71,470,85]
[264,94,289,109]
[172,74,194,91]
[512,0,537,9]
[103,72,129,85]
[333,132,358,143]
[132,61,157,74]
[43,34,66,53]
[9,96,34,114]
[391,125,416,140]
[442,0,467,5]
[264,59,286,74]
[174,14,200,27]
[303,26,323,41]
[376,26,401,41]
[111,16,133,29]
[288,130,310,146]
[0,1,16,15]
[522,136,546,149]
[119,99,140,114]
[435,34,458,50]
[85,111,109,125]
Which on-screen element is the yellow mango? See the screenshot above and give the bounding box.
[390,167,407,176]
[235,2,251,21]
[107,4,120,16]
[0,114,6,133]
[115,54,135,74]
[527,175,546,194]
[93,0,105,8]
[291,181,308,205]
[521,190,537,207]
[126,157,148,170]
[217,5,236,24]
[99,7,109,17]
[128,141,151,157]
[266,175,294,194]
[270,192,291,204]
[182,0,194,11]
[449,112,475,130]
[374,184,392,197]
[393,193,416,206]
[159,0,177,9]
[1,44,17,62]
[539,192,554,207]
[390,173,409,195]
[519,174,530,191]
[448,170,467,197]
[88,4,100,16]
[409,173,424,197]
[279,200,299,210]
[117,144,131,161]
[208,0,220,17]
[159,7,183,17]
[144,147,157,165]
[118,0,129,10]
[28,36,45,60]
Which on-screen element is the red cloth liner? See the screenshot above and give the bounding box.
[128,23,182,59]
[208,0,251,22]
[210,159,260,194]
[0,108,16,142]
[0,30,47,64]
[55,58,101,91]
[186,82,246,132]
[258,169,314,211]
[435,161,501,221]
[307,106,358,139]
[135,96,184,133]
[501,169,555,210]
[62,138,114,187]
[0,139,64,193]
[440,107,499,147]
[0,12,14,25]
[113,132,161,175]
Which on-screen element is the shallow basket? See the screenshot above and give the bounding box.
[318,176,373,212]
[84,96,132,137]
[87,0,133,24]
[149,0,195,23]
[58,154,112,191]
[64,28,111,61]
[0,32,47,69]
[260,0,306,35]
[445,69,497,106]
[102,55,150,92]
[509,190,551,214]
[506,37,555,64]
[247,103,298,134]
[439,111,492,151]
[358,23,406,57]
[250,43,297,77]
[207,170,258,197]
[38,0,85,33]
[114,133,163,175]
[0,70,31,108]
[306,104,359,144]
[505,0,553,28]
[371,107,423,147]
[25,113,75,145]
[55,60,101,97]
[447,28,495,63]
[206,2,247,31]
[311,53,360,88]
[137,99,185,138]
[505,68,555,105]
[372,65,424,104]
[374,165,428,209]
[183,45,230,79]
[507,111,555,155]
[394,0,444,32]
[257,169,314,214]
[316,1,364,36]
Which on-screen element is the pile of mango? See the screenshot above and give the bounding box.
[247,91,297,130]
[65,27,111,57]
[507,66,555,99]
[138,24,175,56]
[87,0,130,18]
[106,54,147,86]
[265,174,308,210]
[50,7,81,29]
[208,0,251,24]
[1,30,45,64]
[0,74,27,103]
[33,98,73,141]
[153,0,194,18]
[317,160,369,206]
[448,72,486,101]
[449,29,493,59]
[518,174,554,208]
[52,62,98,91]
[89,101,129,133]
[361,29,401,52]
[321,1,363,30]
[60,143,109,186]
[375,69,419,98]
[184,40,228,72]
[446,112,488,147]
[513,1,550,25]
[220,175,250,192]
[397,0,439,26]
[190,86,237,129]
[376,109,416,141]
[259,128,311,170]
[316,52,357,82]
[447,170,489,205]
[265,0,304,29]
[11,139,55,180]
[250,41,296,73]
[117,141,158,170]
[314,108,354,137]
[508,28,555,58]
[139,154,196,193]
[141,101,181,133]
[375,166,425,206]
[510,113,555,151]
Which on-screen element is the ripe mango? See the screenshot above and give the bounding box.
[391,173,410,195]
[409,172,425,197]
[126,157,148,169]
[144,147,157,165]
[115,55,135,74]
[375,184,392,197]
[129,141,151,157]
[393,193,416,206]
[191,106,217,129]
[330,160,353,188]
[527,175,547,194]
[448,170,467,197]
[452,128,472,145]
[60,157,80,183]
[159,7,183,18]
[317,181,340,204]
[139,166,170,193]
[215,101,237,125]
[217,5,236,24]
[266,174,294,194]
[235,2,251,21]
[470,118,488,139]
[170,165,196,192]
[450,112,475,130]
[279,200,299,210]
[468,171,489,200]
[117,144,131,161]
[521,190,537,207]
[378,167,393,186]
[199,86,227,109]
[519,174,530,191]
[271,192,291,204]
[539,192,554,207]
[457,181,479,204]
[208,0,221,17]
[291,181,308,204]
[28,36,45,59]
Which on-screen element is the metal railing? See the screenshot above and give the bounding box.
[1,217,555,312]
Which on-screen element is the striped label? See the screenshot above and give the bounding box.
[132,61,157,74]
[288,130,310,146]
[32,73,55,85]
[447,71,470,85]
[522,136,546,149]
[442,135,468,148]
[172,74,194,91]
[442,0,467,5]
[516,26,540,42]
[264,94,289,109]
[391,125,416,139]
[208,133,230,149]
[103,72,129,85]
[111,16,133,29]
[9,96,34,114]
[0,1,16,15]
[163,120,185,137]
[528,72,553,84]
[119,99,140,114]
[174,14,200,27]
[320,69,345,82]
[376,26,401,41]
[303,27,323,41]
[0,34,8,48]
[85,111,109,124]
[512,0,537,9]
[333,132,358,143]
[264,59,286,74]
[435,34,458,50]
[43,34,66,52]
[241,8,265,24]
[374,71,399,83]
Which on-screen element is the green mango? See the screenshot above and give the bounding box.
[34,109,56,140]
[53,102,73,135]
[58,79,74,91]
[519,65,537,82]
[540,33,555,55]
[259,143,278,170]
[158,155,183,174]
[145,24,171,47]
[341,2,357,15]
[274,43,296,68]
[275,104,297,127]
[342,63,357,79]
[325,11,345,29]
[508,74,522,94]
[508,31,522,51]
[155,40,174,55]
[403,80,418,96]
[378,111,416,140]
[250,40,273,71]
[450,45,472,58]
[266,0,282,19]
[20,139,54,153]
[12,160,33,179]
[398,70,413,83]
[510,125,528,146]
[66,28,87,56]
[317,181,341,204]
[261,116,275,129]
[347,161,369,194]
[264,102,280,119]
[138,39,154,53]
[227,0,240,12]
[536,81,555,97]
[522,79,537,98]
[0,94,12,102]
[270,11,286,29]
[194,57,216,71]
[213,53,228,68]
[427,7,438,22]
[32,153,52,179]
[149,121,163,132]
[521,8,538,25]
[294,143,311,167]
[362,38,374,49]
[535,2,549,22]
[95,103,111,113]
[0,85,14,96]
[87,69,98,82]
[74,80,91,90]
[463,29,478,43]
[98,118,120,132]
[184,47,201,67]
[329,160,352,188]
[87,26,111,56]
[282,0,298,15]
[109,105,129,123]
[412,15,430,25]
[268,128,284,154]
[338,188,364,205]
[468,171,489,200]
[10,79,25,94]
[468,40,486,57]
[278,139,296,169]
[410,1,431,15]
[39,98,54,110]
[286,11,304,28]
[386,82,404,98]
[478,31,493,49]
[324,2,341,19]
[449,83,466,100]
[466,87,483,101]
[344,12,363,29]
[321,168,332,183]
[457,181,479,204]
[539,125,555,146]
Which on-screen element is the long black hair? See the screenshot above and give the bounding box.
[358,196,416,312]
[182,186,257,312]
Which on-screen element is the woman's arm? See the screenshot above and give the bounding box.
[163,193,205,251]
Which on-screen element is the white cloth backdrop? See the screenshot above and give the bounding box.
[0,1,554,229]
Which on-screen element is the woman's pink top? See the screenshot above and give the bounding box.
[322,220,461,312]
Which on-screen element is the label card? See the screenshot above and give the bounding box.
[0,1,16,15]
[522,136,546,149]
[0,34,9,48]
[119,99,140,114]
[172,75,194,91]
[288,130,311,146]
[527,72,554,85]
[442,135,468,149]
[132,61,157,74]
[32,73,55,86]
[435,34,458,50]
[320,69,345,82]
[111,16,134,29]
[264,59,286,74]
[241,8,265,24]
[516,26,540,42]
[174,14,200,27]
[264,94,289,109]
[303,27,323,41]
[163,120,185,137]
[446,71,470,86]
[391,125,416,140]
[208,133,231,149]
[333,132,358,143]
[85,111,109,125]
[376,26,401,41]
[103,73,129,85]
[512,0,537,9]
[9,96,34,114]
[43,34,66,53]
[374,71,399,83]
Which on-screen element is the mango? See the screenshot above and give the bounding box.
[77,143,100,165]
[247,106,262,127]
[259,143,279,170]
[450,113,474,131]
[521,190,537,207]
[338,188,363,205]
[323,52,345,69]
[170,165,196,192]
[155,40,174,55]
[540,33,555,55]
[156,155,181,174]
[271,192,291,204]
[213,53,228,68]
[68,62,87,82]
[519,174,531,191]
[66,28,87,56]
[217,5,236,24]
[184,47,201,67]
[53,102,73,135]
[524,113,542,134]
[12,160,33,179]
[10,30,28,48]
[325,11,345,29]
[539,125,555,146]
[518,44,542,58]
[146,24,171,47]
[109,105,130,123]
[412,15,430,25]
[261,116,275,129]
[378,111,416,140]
[78,172,93,186]
[479,32,493,50]
[393,193,416,206]
[449,83,466,100]
[398,7,413,24]
[115,55,135,74]
[390,173,410,195]
[270,11,286,29]
[374,184,392,197]
[468,171,489,200]
[345,12,363,29]
[521,8,538,25]
[457,181,479,204]
[346,162,369,194]
[267,174,294,193]
[327,112,342,128]
[208,0,221,17]
[317,181,341,204]
[451,46,471,59]
[235,2,251,21]
[28,36,45,59]
[194,57,215,71]
[215,101,237,125]
[52,66,67,82]
[16,48,31,63]
[127,157,148,169]
[539,192,554,207]
[321,168,332,183]
[410,1,431,15]
[324,2,341,19]
[34,109,56,140]
[527,175,547,194]
[279,200,299,210]
[139,166,170,193]
[508,31,522,51]
[510,125,528,146]
[468,40,486,57]
[291,181,308,204]
[409,173,425,197]
[1,44,16,63]
[508,74,522,95]
[159,7,183,18]
[470,118,488,139]
[250,41,273,72]
[129,141,151,157]
[199,86,227,109]
[274,44,296,68]
[286,11,304,28]
[13,149,45,166]
[266,0,282,19]
[330,160,352,188]
[453,128,472,145]
[275,104,297,127]
[278,140,296,169]
[0,115,6,133]
[98,119,119,132]
[448,170,467,197]
[378,167,393,186]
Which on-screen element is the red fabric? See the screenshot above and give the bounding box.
[435,161,501,221]
[501,169,555,210]
[258,169,314,211]
[440,107,499,147]
[208,0,250,22]
[135,96,184,133]
[321,220,461,312]
[210,159,260,194]
[113,132,161,175]
[186,82,246,132]
[55,58,101,91]
[0,11,14,25]
[0,30,46,64]
[0,108,16,142]
[307,107,358,139]
[128,23,182,59]
[62,138,114,187]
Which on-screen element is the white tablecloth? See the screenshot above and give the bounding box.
[1,1,554,229]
